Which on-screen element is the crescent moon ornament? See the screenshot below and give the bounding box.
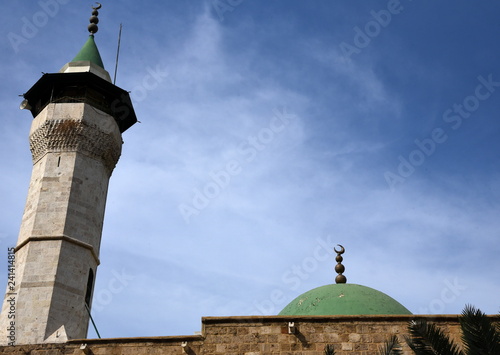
[334,244,345,254]
[333,244,346,283]
[88,3,101,34]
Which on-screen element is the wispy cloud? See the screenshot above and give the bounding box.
[1,1,499,339]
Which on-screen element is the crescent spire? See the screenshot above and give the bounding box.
[88,3,101,35]
[334,244,347,284]
[334,244,345,254]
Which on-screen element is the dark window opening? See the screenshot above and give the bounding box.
[85,268,94,308]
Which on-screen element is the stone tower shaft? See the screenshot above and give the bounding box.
[0,30,137,344]
[10,101,121,344]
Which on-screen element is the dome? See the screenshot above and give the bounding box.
[278,283,412,316]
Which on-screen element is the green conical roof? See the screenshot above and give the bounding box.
[71,35,104,68]
[279,284,412,316]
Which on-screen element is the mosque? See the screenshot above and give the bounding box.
[0,5,483,354]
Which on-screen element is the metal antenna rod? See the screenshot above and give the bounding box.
[85,303,101,339]
[113,23,123,85]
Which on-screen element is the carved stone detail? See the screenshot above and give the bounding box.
[29,119,122,174]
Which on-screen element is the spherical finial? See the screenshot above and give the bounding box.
[88,23,98,34]
[89,15,99,25]
[88,3,102,34]
[334,263,345,274]
[335,274,347,284]
[334,244,347,284]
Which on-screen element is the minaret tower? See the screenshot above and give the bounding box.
[0,4,137,344]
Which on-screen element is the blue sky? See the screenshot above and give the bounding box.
[1,0,499,339]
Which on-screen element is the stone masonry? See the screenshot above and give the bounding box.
[0,101,122,345]
[1,315,498,355]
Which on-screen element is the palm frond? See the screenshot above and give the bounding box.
[460,304,500,355]
[324,344,335,355]
[378,334,403,355]
[405,319,464,355]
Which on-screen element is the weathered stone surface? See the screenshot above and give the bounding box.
[0,102,121,345]
[2,315,495,354]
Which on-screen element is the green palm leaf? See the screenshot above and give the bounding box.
[324,344,335,355]
[459,304,500,355]
[405,319,464,355]
[379,334,403,355]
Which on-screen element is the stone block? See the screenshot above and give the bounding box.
[348,332,361,342]
[341,342,353,351]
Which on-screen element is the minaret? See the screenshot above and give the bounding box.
[0,4,137,345]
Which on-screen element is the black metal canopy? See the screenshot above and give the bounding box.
[23,71,137,133]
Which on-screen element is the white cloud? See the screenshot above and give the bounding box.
[1,1,499,339]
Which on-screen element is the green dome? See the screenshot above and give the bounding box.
[71,35,104,68]
[279,284,412,316]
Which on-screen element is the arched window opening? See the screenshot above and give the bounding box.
[85,268,94,308]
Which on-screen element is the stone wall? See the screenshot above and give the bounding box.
[1,314,498,355]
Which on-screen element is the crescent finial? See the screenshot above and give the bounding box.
[334,244,345,254]
[88,3,101,34]
[334,244,346,284]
